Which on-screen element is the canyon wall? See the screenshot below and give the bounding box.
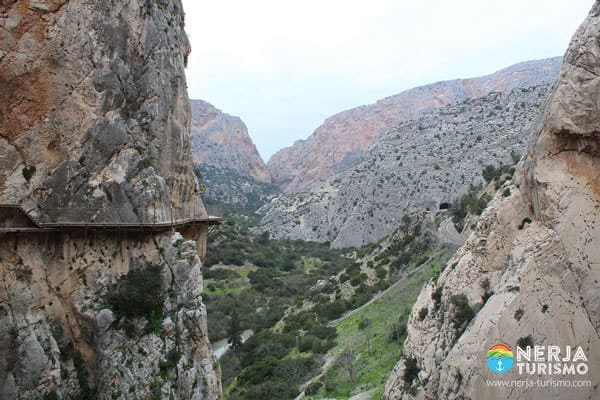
[259,84,549,248]
[0,1,221,399]
[190,99,270,184]
[0,0,205,224]
[267,58,562,193]
[383,3,600,399]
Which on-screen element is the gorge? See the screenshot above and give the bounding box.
[2,1,599,400]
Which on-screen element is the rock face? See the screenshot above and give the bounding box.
[0,0,204,224]
[0,231,221,400]
[259,84,549,248]
[0,1,221,399]
[267,58,562,193]
[190,99,270,183]
[383,3,600,399]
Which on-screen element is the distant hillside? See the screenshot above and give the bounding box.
[259,84,550,248]
[196,164,279,213]
[190,99,271,183]
[267,57,562,193]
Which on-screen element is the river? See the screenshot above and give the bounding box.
[211,329,253,359]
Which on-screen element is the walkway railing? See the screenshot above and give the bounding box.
[0,203,222,233]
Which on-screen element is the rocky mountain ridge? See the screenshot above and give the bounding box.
[267,57,562,193]
[259,84,550,248]
[190,99,270,183]
[383,2,600,399]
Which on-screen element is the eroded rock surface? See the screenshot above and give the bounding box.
[0,0,204,223]
[0,1,221,399]
[383,3,600,399]
[260,85,549,248]
[0,232,222,400]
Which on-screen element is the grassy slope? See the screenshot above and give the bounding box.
[308,252,451,399]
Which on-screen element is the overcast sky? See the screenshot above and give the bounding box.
[181,0,592,161]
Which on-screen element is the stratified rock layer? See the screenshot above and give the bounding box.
[383,3,600,399]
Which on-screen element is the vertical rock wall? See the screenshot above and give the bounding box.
[0,231,221,399]
[383,3,600,399]
[1,1,221,399]
[0,0,204,223]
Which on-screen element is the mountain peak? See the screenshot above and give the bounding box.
[190,99,271,183]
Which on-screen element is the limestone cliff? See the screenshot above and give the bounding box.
[383,3,600,399]
[267,58,562,193]
[0,1,221,399]
[259,84,548,248]
[190,100,270,183]
[0,231,221,400]
[0,0,205,224]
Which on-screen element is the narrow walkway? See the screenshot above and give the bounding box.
[0,204,222,233]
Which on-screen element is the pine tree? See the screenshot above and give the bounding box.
[228,309,242,349]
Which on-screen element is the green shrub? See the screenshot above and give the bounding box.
[514,308,524,321]
[403,356,420,387]
[517,335,534,349]
[389,316,408,342]
[431,286,443,310]
[72,351,97,400]
[305,381,322,395]
[375,266,387,279]
[43,390,59,400]
[298,334,319,353]
[145,309,165,334]
[358,318,372,330]
[480,278,493,303]
[450,294,474,333]
[349,272,367,287]
[109,264,164,320]
[219,352,241,385]
[418,307,428,321]
[203,268,241,280]
[450,184,489,228]
[159,348,182,377]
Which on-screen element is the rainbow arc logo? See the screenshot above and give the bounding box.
[486,344,513,374]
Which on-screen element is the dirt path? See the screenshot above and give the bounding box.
[438,217,464,246]
[296,253,442,399]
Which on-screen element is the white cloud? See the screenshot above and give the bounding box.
[182,0,592,160]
